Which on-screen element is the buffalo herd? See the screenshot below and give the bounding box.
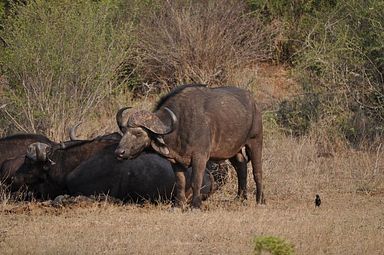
[1,84,263,208]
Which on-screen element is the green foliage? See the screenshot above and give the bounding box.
[273,0,383,147]
[0,0,8,26]
[0,1,4,18]
[298,0,383,146]
[0,0,135,138]
[247,0,338,63]
[277,93,320,136]
[253,236,295,255]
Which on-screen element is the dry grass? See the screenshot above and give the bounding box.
[0,134,383,255]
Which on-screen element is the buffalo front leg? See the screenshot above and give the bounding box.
[173,166,187,209]
[229,154,248,201]
[191,154,209,208]
[247,136,264,204]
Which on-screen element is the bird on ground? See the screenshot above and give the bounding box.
[315,194,321,207]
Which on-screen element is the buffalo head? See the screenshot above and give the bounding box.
[115,107,177,160]
[12,142,57,189]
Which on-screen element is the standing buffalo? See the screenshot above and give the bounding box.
[115,84,263,208]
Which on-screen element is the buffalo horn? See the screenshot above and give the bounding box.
[27,142,49,161]
[116,107,131,132]
[69,123,81,140]
[36,143,48,161]
[164,107,177,132]
[128,108,177,135]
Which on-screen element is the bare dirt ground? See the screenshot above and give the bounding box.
[0,135,383,255]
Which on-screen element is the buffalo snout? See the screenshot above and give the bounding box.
[115,148,126,160]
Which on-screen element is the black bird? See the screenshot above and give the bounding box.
[315,194,321,207]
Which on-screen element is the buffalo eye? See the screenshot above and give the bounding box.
[131,130,143,137]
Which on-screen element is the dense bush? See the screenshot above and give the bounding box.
[273,0,383,147]
[247,0,338,63]
[131,0,278,92]
[0,0,134,139]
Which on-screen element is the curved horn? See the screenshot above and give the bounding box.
[116,107,131,132]
[163,107,177,132]
[69,123,81,140]
[127,108,177,135]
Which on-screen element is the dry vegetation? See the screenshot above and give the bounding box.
[0,133,383,254]
[1,64,383,254]
[134,0,276,89]
[0,1,383,254]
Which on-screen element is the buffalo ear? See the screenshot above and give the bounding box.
[151,140,170,155]
[156,136,166,145]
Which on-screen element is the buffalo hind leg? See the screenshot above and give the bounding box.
[191,154,209,209]
[229,154,248,201]
[246,136,264,204]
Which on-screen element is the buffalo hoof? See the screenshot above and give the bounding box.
[191,197,202,209]
[234,195,247,202]
[256,192,266,205]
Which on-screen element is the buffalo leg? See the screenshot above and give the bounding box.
[173,166,187,208]
[247,135,264,204]
[191,154,208,208]
[229,155,248,200]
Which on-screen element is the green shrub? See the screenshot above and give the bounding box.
[0,0,135,139]
[276,93,320,137]
[274,0,383,147]
[247,0,338,63]
[253,235,295,255]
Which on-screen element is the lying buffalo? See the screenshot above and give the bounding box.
[115,84,263,208]
[66,144,216,202]
[0,133,55,166]
[0,133,56,183]
[13,133,121,197]
[0,155,25,186]
[13,137,218,202]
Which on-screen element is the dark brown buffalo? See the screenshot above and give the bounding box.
[0,155,25,186]
[115,84,263,208]
[0,133,54,166]
[13,136,219,202]
[0,134,56,184]
[13,133,121,198]
[66,144,217,203]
